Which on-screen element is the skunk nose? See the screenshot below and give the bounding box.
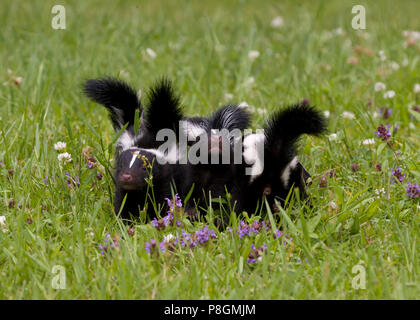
[121,174,132,182]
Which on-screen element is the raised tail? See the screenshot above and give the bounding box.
[83,77,141,131]
[264,103,327,148]
[143,78,184,134]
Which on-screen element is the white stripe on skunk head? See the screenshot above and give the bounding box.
[180,120,207,141]
[129,150,140,168]
[243,133,265,182]
[280,156,299,188]
[116,131,136,151]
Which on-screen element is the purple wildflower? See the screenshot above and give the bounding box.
[319,175,328,188]
[65,172,72,188]
[127,227,135,236]
[351,163,360,172]
[165,193,183,211]
[145,239,157,254]
[273,229,283,239]
[99,233,119,255]
[87,157,96,169]
[96,172,103,180]
[238,221,252,238]
[44,176,48,185]
[247,243,267,264]
[378,107,392,119]
[391,167,405,184]
[325,169,337,178]
[273,230,293,246]
[180,230,196,248]
[406,182,420,199]
[301,98,310,106]
[375,124,391,142]
[76,176,80,187]
[194,225,217,244]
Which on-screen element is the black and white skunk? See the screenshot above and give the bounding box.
[231,103,327,214]
[83,77,250,220]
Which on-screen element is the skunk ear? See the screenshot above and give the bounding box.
[144,78,184,135]
[83,77,142,131]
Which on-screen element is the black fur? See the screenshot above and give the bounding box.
[232,103,327,214]
[83,77,141,131]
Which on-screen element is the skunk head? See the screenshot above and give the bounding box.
[115,148,153,191]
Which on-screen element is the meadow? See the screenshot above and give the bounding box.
[0,0,419,299]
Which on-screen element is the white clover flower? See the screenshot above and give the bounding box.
[362,138,375,145]
[389,61,400,71]
[402,58,409,67]
[342,111,355,119]
[374,82,386,92]
[248,50,260,61]
[146,48,157,59]
[383,90,395,99]
[413,83,420,93]
[328,133,338,141]
[333,28,343,35]
[119,69,130,79]
[224,93,233,100]
[0,216,7,233]
[58,152,72,163]
[329,201,338,210]
[402,30,420,40]
[163,234,175,243]
[344,39,352,48]
[54,141,66,151]
[323,110,330,118]
[372,111,380,119]
[375,188,385,197]
[238,101,249,108]
[244,76,255,87]
[409,122,415,129]
[257,108,267,115]
[271,16,284,28]
[378,50,386,61]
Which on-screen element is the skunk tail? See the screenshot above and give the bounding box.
[143,78,183,134]
[83,77,141,131]
[265,103,327,143]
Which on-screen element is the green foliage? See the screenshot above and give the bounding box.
[0,0,419,299]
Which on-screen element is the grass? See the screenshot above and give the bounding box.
[0,0,419,299]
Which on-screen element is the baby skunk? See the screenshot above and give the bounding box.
[83,77,250,220]
[84,77,184,219]
[231,103,327,214]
